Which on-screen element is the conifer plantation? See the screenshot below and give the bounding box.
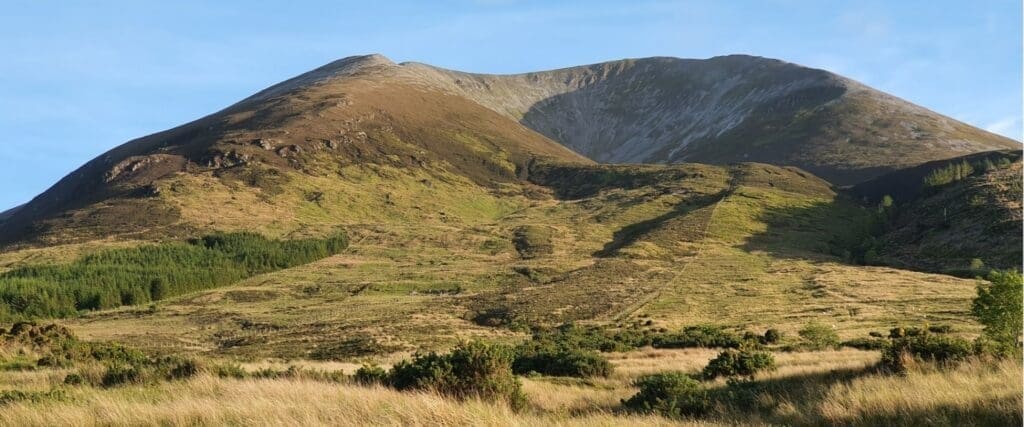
[0,232,348,320]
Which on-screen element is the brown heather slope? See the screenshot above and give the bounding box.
[0,55,588,247]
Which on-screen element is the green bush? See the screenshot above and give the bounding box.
[701,349,776,380]
[972,270,1023,357]
[388,341,526,410]
[62,373,85,385]
[354,364,388,385]
[798,322,840,350]
[528,324,654,353]
[0,389,67,405]
[653,325,741,349]
[216,363,248,379]
[762,329,782,344]
[162,357,201,380]
[622,372,708,418]
[842,337,887,350]
[512,343,612,377]
[101,363,145,387]
[880,334,973,373]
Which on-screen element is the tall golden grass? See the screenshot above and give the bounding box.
[0,350,1018,426]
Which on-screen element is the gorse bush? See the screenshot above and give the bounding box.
[101,363,145,387]
[0,232,347,320]
[512,342,612,378]
[387,341,526,410]
[528,323,654,353]
[761,328,782,344]
[96,355,204,388]
[798,322,840,350]
[215,363,247,379]
[248,365,347,383]
[880,333,973,373]
[622,372,709,418]
[354,364,388,385]
[702,349,776,380]
[841,337,887,350]
[653,325,742,349]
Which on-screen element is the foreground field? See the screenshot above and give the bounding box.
[0,349,1018,426]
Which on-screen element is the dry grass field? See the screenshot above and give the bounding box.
[0,348,1017,426]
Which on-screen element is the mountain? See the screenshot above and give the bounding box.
[0,55,588,246]
[0,53,1020,426]
[0,53,1018,248]
[403,55,1018,184]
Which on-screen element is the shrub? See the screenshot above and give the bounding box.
[0,389,67,405]
[388,341,526,410]
[216,363,247,379]
[972,270,1023,357]
[63,373,84,385]
[354,364,388,385]
[880,334,973,373]
[653,325,741,349]
[163,357,201,380]
[842,337,887,350]
[512,343,613,377]
[798,322,840,350]
[101,363,145,387]
[247,365,346,383]
[149,278,167,301]
[762,328,782,344]
[527,324,653,353]
[622,372,708,418]
[701,349,776,380]
[927,324,954,334]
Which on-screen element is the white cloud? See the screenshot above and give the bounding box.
[985,115,1023,141]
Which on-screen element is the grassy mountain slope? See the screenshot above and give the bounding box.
[54,162,981,360]
[0,55,587,248]
[870,156,1022,273]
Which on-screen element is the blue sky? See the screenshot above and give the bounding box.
[0,0,1020,211]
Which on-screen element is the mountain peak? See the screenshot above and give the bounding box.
[240,54,396,104]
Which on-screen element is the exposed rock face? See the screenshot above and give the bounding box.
[104,154,186,184]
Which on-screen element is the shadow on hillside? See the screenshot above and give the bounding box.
[739,197,875,262]
[595,190,729,257]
